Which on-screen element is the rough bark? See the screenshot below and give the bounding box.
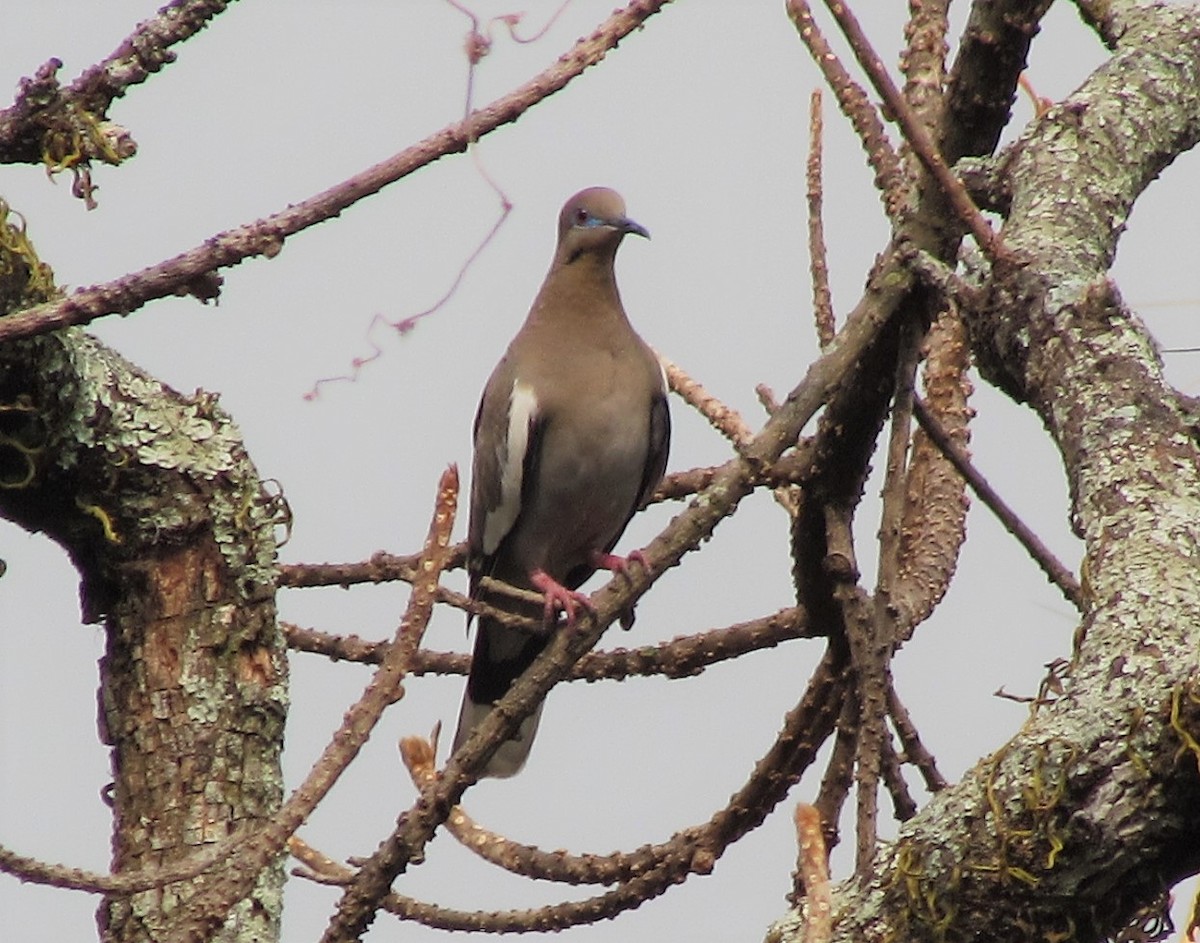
[0,328,285,943]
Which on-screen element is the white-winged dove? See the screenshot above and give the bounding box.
[452,187,670,778]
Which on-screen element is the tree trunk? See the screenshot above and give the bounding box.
[0,328,286,943]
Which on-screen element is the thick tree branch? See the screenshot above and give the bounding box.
[0,328,285,941]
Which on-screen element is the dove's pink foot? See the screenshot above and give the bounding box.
[530,568,595,626]
[590,549,650,577]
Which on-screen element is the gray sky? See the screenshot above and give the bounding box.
[2,2,1198,941]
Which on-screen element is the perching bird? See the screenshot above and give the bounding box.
[452,187,670,778]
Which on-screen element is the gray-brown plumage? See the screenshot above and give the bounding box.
[452,187,670,777]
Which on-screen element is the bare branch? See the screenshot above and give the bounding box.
[812,695,856,857]
[806,89,835,348]
[278,549,454,588]
[879,736,919,822]
[785,1,908,221]
[68,0,233,115]
[887,684,948,793]
[283,605,812,681]
[893,303,973,637]
[901,0,950,130]
[826,507,887,876]
[576,606,813,679]
[940,0,1053,164]
[398,736,674,886]
[316,647,845,935]
[282,622,403,667]
[0,839,230,895]
[700,647,846,875]
[874,317,922,631]
[912,396,1083,609]
[782,7,1200,937]
[277,250,923,889]
[0,0,232,166]
[660,353,754,451]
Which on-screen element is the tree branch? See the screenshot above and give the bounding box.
[912,395,1083,609]
[0,0,234,165]
[283,604,813,680]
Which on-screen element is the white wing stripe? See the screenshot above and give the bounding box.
[482,381,538,556]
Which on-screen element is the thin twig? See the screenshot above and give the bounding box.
[67,0,233,112]
[398,736,669,885]
[879,737,919,821]
[657,354,807,514]
[278,549,448,587]
[826,504,886,877]
[756,383,781,415]
[291,841,697,933]
[283,604,812,681]
[812,694,856,859]
[0,839,230,895]
[807,89,835,348]
[282,622,414,668]
[578,606,814,679]
[288,835,348,883]
[0,0,231,168]
[912,396,1084,609]
[888,683,948,792]
[659,353,754,451]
